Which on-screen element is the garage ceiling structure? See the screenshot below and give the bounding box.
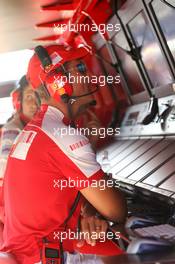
[0,0,75,53]
[0,0,120,53]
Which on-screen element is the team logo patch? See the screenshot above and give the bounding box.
[50,52,63,65]
[69,139,89,151]
[10,130,37,160]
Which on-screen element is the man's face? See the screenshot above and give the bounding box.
[22,84,39,120]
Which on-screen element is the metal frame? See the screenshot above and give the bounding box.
[117,0,153,102]
[92,30,133,105]
[142,0,175,98]
[118,0,175,99]
[160,0,175,8]
[107,15,150,104]
[143,0,175,78]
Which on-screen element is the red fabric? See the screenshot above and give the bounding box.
[0,183,4,224]
[73,239,124,256]
[11,89,21,111]
[1,105,104,263]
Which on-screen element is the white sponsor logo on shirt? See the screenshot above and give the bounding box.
[10,130,37,160]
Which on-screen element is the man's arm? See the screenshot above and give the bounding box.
[78,176,127,247]
[80,176,127,223]
[53,123,127,223]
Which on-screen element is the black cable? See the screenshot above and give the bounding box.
[63,192,81,228]
[160,0,175,9]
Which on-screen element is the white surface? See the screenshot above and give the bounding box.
[0,49,33,83]
[0,97,14,124]
[0,0,74,53]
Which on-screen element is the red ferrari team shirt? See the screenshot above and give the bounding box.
[1,105,104,264]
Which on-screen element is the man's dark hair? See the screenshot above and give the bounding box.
[18,75,29,105]
[18,75,29,89]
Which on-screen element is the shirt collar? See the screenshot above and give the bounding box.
[41,104,70,125]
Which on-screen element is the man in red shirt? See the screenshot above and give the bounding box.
[1,44,127,263]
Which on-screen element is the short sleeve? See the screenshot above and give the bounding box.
[44,124,104,190]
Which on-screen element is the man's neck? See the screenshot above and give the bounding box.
[43,98,69,119]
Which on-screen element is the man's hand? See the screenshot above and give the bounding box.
[81,199,97,217]
[81,109,102,149]
[76,216,108,247]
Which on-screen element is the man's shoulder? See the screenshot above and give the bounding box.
[29,105,92,154]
